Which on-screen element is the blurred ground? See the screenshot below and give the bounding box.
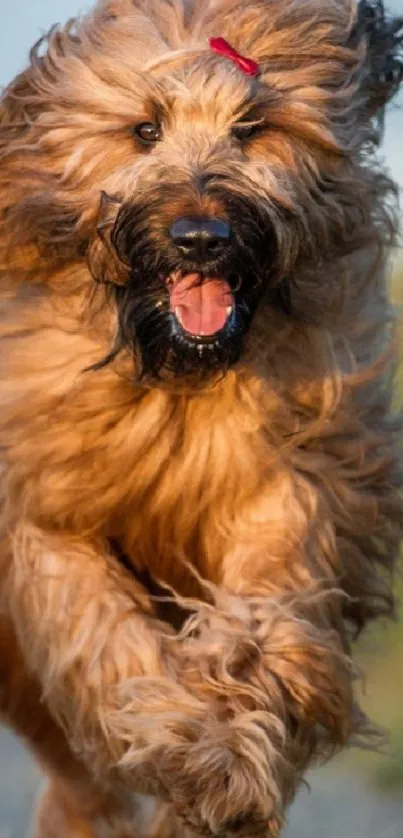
[2,725,403,838]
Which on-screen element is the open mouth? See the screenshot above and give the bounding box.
[167,272,235,341]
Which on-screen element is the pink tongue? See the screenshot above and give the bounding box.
[169,274,234,336]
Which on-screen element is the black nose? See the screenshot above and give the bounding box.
[169,217,231,261]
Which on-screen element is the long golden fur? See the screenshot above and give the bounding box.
[1,0,403,835]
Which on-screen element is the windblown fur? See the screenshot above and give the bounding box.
[0,1,403,836]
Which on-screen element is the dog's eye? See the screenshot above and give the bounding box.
[232,122,264,141]
[133,122,162,145]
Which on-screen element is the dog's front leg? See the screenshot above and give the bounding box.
[6,523,299,837]
[176,581,361,833]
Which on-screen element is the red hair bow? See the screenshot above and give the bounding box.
[209,37,260,78]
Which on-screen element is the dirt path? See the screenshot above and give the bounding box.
[1,726,403,838]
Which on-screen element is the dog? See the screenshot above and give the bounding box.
[0,0,403,836]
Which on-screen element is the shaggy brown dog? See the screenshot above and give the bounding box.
[1,0,403,835]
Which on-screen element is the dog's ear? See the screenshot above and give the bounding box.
[353,0,403,122]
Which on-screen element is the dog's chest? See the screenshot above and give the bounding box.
[99,379,266,588]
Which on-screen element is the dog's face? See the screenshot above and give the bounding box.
[91,45,283,379]
[3,0,402,380]
[92,77,277,379]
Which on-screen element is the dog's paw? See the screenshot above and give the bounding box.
[176,594,262,698]
[156,714,284,838]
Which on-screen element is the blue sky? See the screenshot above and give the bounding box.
[1,0,403,187]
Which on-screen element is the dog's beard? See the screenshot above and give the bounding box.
[91,194,279,381]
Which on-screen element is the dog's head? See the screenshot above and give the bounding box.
[1,0,402,380]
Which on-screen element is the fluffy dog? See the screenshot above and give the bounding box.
[1,0,403,836]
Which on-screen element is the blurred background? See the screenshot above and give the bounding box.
[1,1,403,836]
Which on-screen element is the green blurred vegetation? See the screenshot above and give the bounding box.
[342,251,403,792]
